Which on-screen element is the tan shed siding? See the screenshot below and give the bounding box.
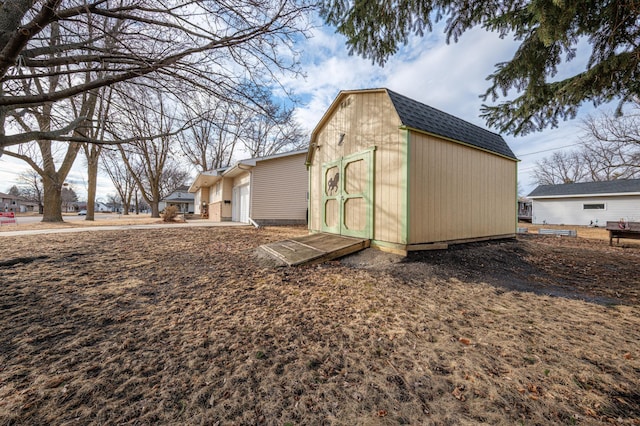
[250,153,308,220]
[408,132,517,243]
[309,91,406,244]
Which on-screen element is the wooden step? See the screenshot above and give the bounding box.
[259,233,370,266]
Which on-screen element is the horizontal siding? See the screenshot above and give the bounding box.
[251,153,308,221]
[532,196,640,225]
[408,132,517,243]
[233,173,251,187]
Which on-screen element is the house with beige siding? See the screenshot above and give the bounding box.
[306,88,518,255]
[188,150,308,226]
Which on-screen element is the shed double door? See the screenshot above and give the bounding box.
[321,149,374,239]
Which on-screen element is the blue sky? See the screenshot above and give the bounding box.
[286,22,601,197]
[0,19,606,199]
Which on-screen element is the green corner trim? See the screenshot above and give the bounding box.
[401,129,410,245]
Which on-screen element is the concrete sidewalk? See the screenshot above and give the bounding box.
[0,220,249,237]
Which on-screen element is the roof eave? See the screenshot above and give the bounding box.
[188,171,223,193]
[400,125,519,162]
[528,191,640,199]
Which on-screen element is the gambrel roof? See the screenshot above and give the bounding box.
[528,179,640,198]
[307,88,517,165]
[386,89,517,160]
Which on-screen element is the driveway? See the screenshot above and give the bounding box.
[0,220,249,237]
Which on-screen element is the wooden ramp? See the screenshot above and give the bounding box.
[259,233,370,266]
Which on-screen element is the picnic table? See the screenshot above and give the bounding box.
[606,221,640,246]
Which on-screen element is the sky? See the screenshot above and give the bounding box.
[0,18,607,200]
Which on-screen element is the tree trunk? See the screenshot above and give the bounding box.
[42,178,63,222]
[85,145,100,221]
[151,201,160,218]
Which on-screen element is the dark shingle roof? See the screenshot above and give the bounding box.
[386,89,517,160]
[528,179,640,197]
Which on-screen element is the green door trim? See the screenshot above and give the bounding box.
[321,158,342,235]
[320,147,376,239]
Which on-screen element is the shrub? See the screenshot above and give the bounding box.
[162,205,179,222]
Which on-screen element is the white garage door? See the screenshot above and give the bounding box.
[232,184,250,223]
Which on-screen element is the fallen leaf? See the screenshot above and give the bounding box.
[459,337,471,345]
[623,352,632,360]
[452,386,466,401]
[376,409,387,417]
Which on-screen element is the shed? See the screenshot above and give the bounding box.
[528,179,640,226]
[189,150,308,226]
[306,88,518,255]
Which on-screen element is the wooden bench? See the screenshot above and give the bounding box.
[0,212,16,225]
[606,221,640,246]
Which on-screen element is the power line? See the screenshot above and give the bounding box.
[516,143,581,157]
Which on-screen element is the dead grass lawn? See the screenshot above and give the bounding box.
[0,227,638,425]
[0,214,161,233]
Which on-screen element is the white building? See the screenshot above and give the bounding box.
[528,179,640,226]
[159,186,195,214]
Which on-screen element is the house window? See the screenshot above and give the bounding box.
[583,203,605,210]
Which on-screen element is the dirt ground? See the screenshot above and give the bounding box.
[1,226,639,425]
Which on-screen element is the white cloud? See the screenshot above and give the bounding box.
[0,20,610,202]
[0,155,31,192]
[287,23,607,196]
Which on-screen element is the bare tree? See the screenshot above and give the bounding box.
[113,87,189,218]
[178,95,243,172]
[532,151,589,186]
[581,106,640,180]
[2,20,102,222]
[78,85,113,221]
[532,106,640,186]
[61,185,78,212]
[581,138,640,181]
[0,0,312,148]
[7,185,20,196]
[101,147,137,216]
[16,169,44,213]
[239,86,307,158]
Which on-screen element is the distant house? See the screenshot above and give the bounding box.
[160,186,195,214]
[528,179,640,225]
[306,88,518,254]
[188,150,308,226]
[518,199,532,222]
[0,192,38,213]
[95,202,112,212]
